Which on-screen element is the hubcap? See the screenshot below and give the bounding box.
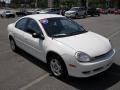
[10,40,15,50]
[50,59,62,76]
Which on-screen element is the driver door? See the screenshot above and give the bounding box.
[23,18,45,61]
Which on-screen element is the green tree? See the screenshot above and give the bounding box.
[37,0,48,8]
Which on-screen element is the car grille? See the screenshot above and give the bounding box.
[91,49,115,62]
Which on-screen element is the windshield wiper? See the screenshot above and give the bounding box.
[51,31,87,38]
[69,31,87,36]
[52,33,67,38]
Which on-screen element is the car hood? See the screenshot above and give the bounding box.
[55,31,111,57]
[65,11,76,14]
[40,10,48,13]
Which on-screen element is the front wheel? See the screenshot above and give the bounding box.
[83,14,87,18]
[75,13,79,19]
[48,56,67,77]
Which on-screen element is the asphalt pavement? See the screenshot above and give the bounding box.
[0,15,120,90]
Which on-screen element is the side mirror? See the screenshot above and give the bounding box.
[32,33,45,40]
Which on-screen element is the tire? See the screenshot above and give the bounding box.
[1,15,3,18]
[6,15,8,18]
[9,38,18,52]
[48,55,67,77]
[12,15,15,18]
[91,14,94,17]
[75,13,79,19]
[83,14,87,18]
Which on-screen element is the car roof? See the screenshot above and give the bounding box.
[72,7,84,8]
[71,7,79,8]
[24,14,64,20]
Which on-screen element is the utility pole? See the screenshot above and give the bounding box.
[86,0,88,8]
[24,0,26,8]
[86,0,88,15]
[106,0,110,8]
[35,0,38,8]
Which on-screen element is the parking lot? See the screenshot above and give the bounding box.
[0,15,120,90]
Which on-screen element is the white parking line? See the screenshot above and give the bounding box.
[108,29,120,39]
[19,73,49,90]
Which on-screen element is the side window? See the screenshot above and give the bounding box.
[15,18,28,31]
[26,19,43,34]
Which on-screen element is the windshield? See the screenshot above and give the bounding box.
[70,7,79,11]
[40,17,87,38]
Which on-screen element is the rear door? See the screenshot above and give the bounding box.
[13,18,29,50]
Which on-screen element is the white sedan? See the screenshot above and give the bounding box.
[1,10,15,18]
[7,14,115,78]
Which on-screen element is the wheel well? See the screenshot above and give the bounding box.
[46,51,68,74]
[46,51,67,68]
[46,51,62,62]
[9,35,13,40]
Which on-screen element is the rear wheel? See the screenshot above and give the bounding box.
[97,13,100,16]
[1,15,3,18]
[48,55,67,77]
[91,14,94,17]
[12,15,15,18]
[9,38,18,52]
[83,14,87,18]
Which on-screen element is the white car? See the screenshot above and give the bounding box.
[7,14,115,78]
[1,10,15,18]
[39,8,60,14]
[65,7,86,18]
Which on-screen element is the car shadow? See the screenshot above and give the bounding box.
[15,49,49,72]
[16,49,120,90]
[57,63,120,90]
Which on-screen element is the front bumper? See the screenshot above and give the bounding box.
[64,49,115,78]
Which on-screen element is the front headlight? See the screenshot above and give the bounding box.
[75,51,91,62]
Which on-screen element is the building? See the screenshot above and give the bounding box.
[48,0,53,7]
